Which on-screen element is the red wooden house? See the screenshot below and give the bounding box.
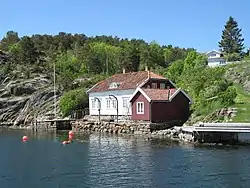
[129,82,192,123]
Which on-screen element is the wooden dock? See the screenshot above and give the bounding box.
[177,122,250,143]
[180,123,250,133]
[34,118,76,131]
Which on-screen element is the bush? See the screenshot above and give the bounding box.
[219,86,237,106]
[59,88,88,117]
[224,53,241,61]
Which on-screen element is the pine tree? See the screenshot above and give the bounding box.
[218,16,244,55]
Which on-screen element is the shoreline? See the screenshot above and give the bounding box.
[2,120,250,146]
[0,122,192,143]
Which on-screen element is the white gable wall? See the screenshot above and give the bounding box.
[206,50,221,58]
[88,89,135,116]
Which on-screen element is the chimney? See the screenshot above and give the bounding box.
[145,66,148,71]
[148,70,150,78]
[122,68,126,74]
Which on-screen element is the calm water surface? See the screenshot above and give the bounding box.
[0,129,250,188]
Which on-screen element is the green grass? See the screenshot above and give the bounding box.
[230,84,250,122]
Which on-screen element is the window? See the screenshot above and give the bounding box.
[136,102,144,114]
[152,83,157,89]
[160,83,165,89]
[208,53,217,57]
[106,99,111,109]
[123,97,129,108]
[92,100,95,109]
[112,99,117,108]
[109,82,121,89]
[220,60,226,65]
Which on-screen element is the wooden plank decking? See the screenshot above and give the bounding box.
[180,122,250,133]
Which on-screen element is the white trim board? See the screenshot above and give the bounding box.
[129,87,151,102]
[206,49,221,55]
[86,82,99,93]
[169,88,193,104]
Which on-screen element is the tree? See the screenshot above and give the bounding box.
[120,40,141,72]
[218,16,244,60]
[0,31,20,51]
[59,88,88,117]
[19,36,39,64]
[140,41,164,70]
[86,42,122,75]
[54,51,83,90]
[164,60,184,84]
[163,48,175,65]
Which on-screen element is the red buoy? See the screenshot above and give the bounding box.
[22,136,28,142]
[69,134,73,140]
[68,131,74,136]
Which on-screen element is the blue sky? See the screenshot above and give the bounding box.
[1,0,249,52]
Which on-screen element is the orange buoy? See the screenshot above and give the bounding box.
[69,131,74,136]
[22,136,28,142]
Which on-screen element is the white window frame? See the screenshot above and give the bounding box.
[136,102,144,114]
[122,97,129,108]
[112,99,117,109]
[160,83,165,89]
[106,99,111,109]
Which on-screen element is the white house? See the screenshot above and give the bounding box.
[86,68,176,119]
[206,50,227,67]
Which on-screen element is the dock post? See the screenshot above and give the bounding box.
[234,133,239,142]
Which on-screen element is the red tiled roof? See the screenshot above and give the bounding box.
[88,71,166,93]
[142,88,177,101]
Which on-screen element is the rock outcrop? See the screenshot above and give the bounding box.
[0,73,62,127]
[225,63,250,93]
[0,50,10,64]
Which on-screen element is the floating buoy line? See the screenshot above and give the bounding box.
[21,131,75,145]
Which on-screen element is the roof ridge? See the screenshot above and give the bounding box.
[88,70,167,93]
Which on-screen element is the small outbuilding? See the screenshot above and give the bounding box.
[129,87,192,123]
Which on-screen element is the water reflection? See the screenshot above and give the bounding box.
[83,133,155,187]
[0,130,250,188]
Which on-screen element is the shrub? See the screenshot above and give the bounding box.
[219,86,237,106]
[59,88,88,117]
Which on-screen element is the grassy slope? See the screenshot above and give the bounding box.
[224,60,250,122]
[230,83,250,122]
[193,61,250,123]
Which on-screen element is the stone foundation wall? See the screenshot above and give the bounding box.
[84,115,132,122]
[72,119,181,135]
[72,120,151,134]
